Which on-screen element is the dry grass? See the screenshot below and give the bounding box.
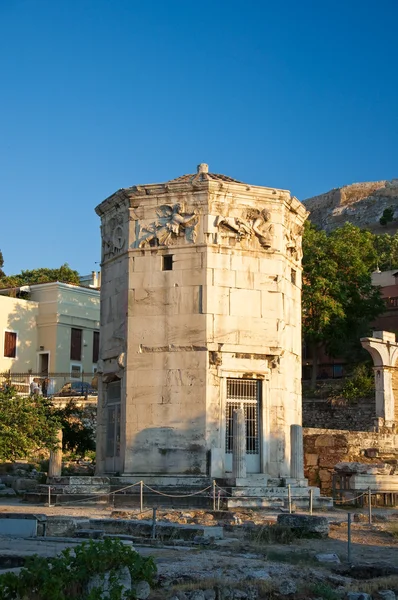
[244,524,296,545]
[386,522,398,539]
[159,578,278,600]
[347,575,398,594]
[298,582,340,600]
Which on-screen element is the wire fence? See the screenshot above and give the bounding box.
[42,479,383,560]
[43,479,397,517]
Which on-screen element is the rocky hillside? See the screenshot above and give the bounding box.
[304,179,398,232]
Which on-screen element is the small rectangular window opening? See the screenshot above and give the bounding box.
[291,269,296,285]
[162,255,173,271]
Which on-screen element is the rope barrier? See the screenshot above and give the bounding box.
[332,491,367,504]
[52,478,384,510]
[55,480,142,506]
[215,484,234,496]
[142,484,213,498]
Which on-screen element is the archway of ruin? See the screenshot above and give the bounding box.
[360,331,398,429]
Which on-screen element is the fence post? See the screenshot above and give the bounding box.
[47,485,52,508]
[213,480,216,511]
[217,490,221,511]
[309,489,313,515]
[140,480,144,512]
[288,484,292,514]
[151,507,157,539]
[368,487,372,524]
[347,512,352,563]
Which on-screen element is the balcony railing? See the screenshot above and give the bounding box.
[385,296,398,310]
[0,371,98,400]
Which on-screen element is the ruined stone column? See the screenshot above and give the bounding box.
[232,409,246,479]
[290,424,304,479]
[361,331,398,426]
[48,429,63,478]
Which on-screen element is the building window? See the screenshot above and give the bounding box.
[93,331,100,363]
[70,328,82,361]
[291,269,296,285]
[162,255,173,271]
[71,364,82,379]
[4,331,17,358]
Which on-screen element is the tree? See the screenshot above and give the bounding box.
[379,206,395,227]
[0,263,80,289]
[0,249,4,279]
[57,400,96,457]
[302,222,386,387]
[0,386,61,461]
[373,232,398,271]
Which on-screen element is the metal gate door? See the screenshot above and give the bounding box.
[224,378,261,473]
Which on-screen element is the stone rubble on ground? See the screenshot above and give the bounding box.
[277,513,329,537]
[315,552,341,564]
[375,592,397,600]
[133,580,151,600]
[277,579,297,596]
[87,565,132,599]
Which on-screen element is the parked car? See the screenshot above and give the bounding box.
[56,381,98,397]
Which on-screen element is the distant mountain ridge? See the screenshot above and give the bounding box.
[304,179,398,233]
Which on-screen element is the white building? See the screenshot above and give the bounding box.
[0,282,100,377]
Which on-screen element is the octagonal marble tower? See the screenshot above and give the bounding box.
[95,164,308,481]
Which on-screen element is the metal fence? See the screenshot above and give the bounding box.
[0,371,98,399]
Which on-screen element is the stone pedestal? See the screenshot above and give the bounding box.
[290,424,304,479]
[232,409,246,479]
[48,430,63,478]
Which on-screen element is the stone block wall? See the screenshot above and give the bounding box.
[302,398,375,431]
[303,428,398,494]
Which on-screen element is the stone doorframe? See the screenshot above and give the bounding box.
[217,365,271,476]
[360,330,398,427]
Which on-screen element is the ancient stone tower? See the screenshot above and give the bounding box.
[95,164,308,483]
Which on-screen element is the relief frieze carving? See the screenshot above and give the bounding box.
[101,213,127,260]
[134,203,199,248]
[284,224,303,262]
[216,208,274,249]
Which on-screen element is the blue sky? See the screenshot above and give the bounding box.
[1,0,397,275]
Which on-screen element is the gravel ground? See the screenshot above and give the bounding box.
[0,498,397,574]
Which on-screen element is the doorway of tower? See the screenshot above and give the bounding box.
[224,378,261,473]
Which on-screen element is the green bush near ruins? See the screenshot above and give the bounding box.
[340,363,375,401]
[302,222,386,386]
[0,538,157,600]
[0,386,61,462]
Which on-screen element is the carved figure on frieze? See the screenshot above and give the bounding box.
[101,213,126,259]
[135,203,199,247]
[251,209,273,249]
[215,215,252,240]
[216,208,274,249]
[284,224,303,261]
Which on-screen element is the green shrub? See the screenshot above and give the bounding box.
[341,364,374,401]
[380,206,395,227]
[0,538,156,600]
[306,582,340,600]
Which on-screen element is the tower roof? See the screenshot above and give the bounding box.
[168,163,243,184]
